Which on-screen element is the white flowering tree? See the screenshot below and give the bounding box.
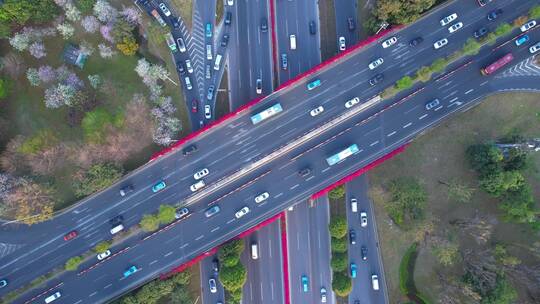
[9,32,31,51]
[44,83,77,108]
[88,74,101,89]
[29,42,47,59]
[98,43,116,58]
[57,23,75,40]
[93,0,118,23]
[81,16,100,33]
[26,68,41,86]
[64,3,82,22]
[38,65,57,83]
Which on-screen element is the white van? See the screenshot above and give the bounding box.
[214,54,222,70]
[110,224,124,235]
[289,34,297,50]
[371,274,380,290]
[251,242,258,259]
[44,292,61,303]
[350,198,357,213]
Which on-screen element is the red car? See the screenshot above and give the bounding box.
[191,100,198,113]
[63,230,78,241]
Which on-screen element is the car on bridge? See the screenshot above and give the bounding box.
[448,22,463,33]
[63,230,78,241]
[474,27,488,39]
[440,13,457,26]
[425,98,440,110]
[44,291,61,303]
[515,35,529,46]
[530,42,540,54]
[307,79,321,90]
[310,105,324,117]
[368,58,384,70]
[97,250,111,261]
[175,207,189,219]
[152,180,166,193]
[119,184,134,197]
[182,144,197,156]
[205,205,220,218]
[345,97,360,108]
[190,180,205,192]
[369,74,384,86]
[205,23,212,37]
[235,206,250,219]
[361,246,368,261]
[123,265,139,278]
[194,168,209,180]
[255,192,270,203]
[409,37,423,47]
[487,9,502,21]
[301,275,309,292]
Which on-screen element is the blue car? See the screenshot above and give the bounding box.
[206,23,212,38]
[515,35,529,46]
[152,181,166,193]
[123,265,139,278]
[350,263,357,278]
[306,79,321,91]
[301,275,309,292]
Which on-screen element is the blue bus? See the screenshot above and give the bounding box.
[250,103,283,124]
[326,144,360,166]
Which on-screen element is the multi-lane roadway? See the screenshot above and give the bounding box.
[2,0,540,303]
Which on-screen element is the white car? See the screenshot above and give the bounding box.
[227,0,234,5]
[158,3,171,17]
[190,180,205,192]
[44,292,61,303]
[256,79,262,94]
[185,59,193,73]
[520,20,537,32]
[235,206,250,219]
[360,212,368,227]
[339,36,346,51]
[381,36,397,48]
[97,250,111,261]
[184,77,192,90]
[193,168,209,180]
[209,278,217,293]
[255,192,269,203]
[310,106,324,117]
[204,105,211,119]
[433,38,448,49]
[177,38,186,53]
[368,58,384,70]
[448,22,463,33]
[320,287,327,303]
[440,13,457,26]
[529,42,540,53]
[345,97,360,108]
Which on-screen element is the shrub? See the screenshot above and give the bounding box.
[328,185,345,199]
[76,0,97,14]
[65,256,83,271]
[479,171,524,197]
[330,252,348,272]
[219,239,245,258]
[331,237,348,253]
[494,23,512,36]
[328,216,348,238]
[72,163,123,198]
[18,129,58,154]
[219,263,247,291]
[385,177,427,227]
[462,38,481,56]
[395,76,413,90]
[432,242,459,266]
[140,214,160,232]
[530,5,540,19]
[94,241,112,253]
[332,271,352,297]
[466,144,503,176]
[0,77,9,99]
[415,66,432,82]
[157,204,176,225]
[399,243,417,294]
[430,58,447,73]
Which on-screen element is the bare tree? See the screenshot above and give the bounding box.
[5,180,55,224]
[450,212,496,245]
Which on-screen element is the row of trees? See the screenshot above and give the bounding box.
[139,204,177,232]
[466,143,539,229]
[364,0,436,33]
[119,269,193,304]
[329,215,353,297]
[218,240,247,304]
[384,177,427,229]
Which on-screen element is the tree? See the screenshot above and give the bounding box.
[76,0,97,14]
[94,240,112,253]
[116,36,139,56]
[88,74,102,89]
[500,184,537,225]
[4,180,55,224]
[72,163,123,197]
[494,244,521,267]
[432,242,459,266]
[136,280,174,304]
[219,239,245,258]
[530,5,540,19]
[158,204,176,225]
[219,263,247,291]
[481,274,517,304]
[170,285,192,304]
[140,214,159,232]
[65,256,83,271]
[328,216,348,238]
[328,185,345,199]
[228,288,242,304]
[374,0,435,25]
[9,32,30,51]
[37,65,56,83]
[93,0,118,23]
[332,271,352,297]
[331,237,348,253]
[330,252,348,272]
[386,177,427,227]
[415,66,432,82]
[430,58,448,73]
[462,38,481,56]
[98,43,115,58]
[466,144,503,176]
[503,148,527,171]
[81,15,100,33]
[479,171,524,197]
[395,76,413,90]
[170,270,191,286]
[57,22,75,39]
[18,129,58,154]
[0,173,18,201]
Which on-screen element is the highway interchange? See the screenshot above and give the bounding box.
[1,0,540,303]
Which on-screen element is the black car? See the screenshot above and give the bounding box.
[369,74,384,86]
[171,17,180,28]
[182,144,198,156]
[212,259,220,273]
[225,12,232,25]
[474,27,488,39]
[487,9,502,21]
[349,229,356,245]
[176,61,185,74]
[409,37,423,47]
[360,246,368,261]
[221,34,230,47]
[109,215,124,226]
[119,185,134,197]
[347,17,356,31]
[298,167,311,177]
[309,21,316,35]
[260,18,268,32]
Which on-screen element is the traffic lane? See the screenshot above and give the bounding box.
[334,0,358,47]
[252,0,273,96]
[257,220,285,304]
[15,53,520,303]
[308,196,335,304]
[286,201,313,304]
[200,254,225,304]
[346,175,386,304]
[7,0,536,294]
[241,233,263,304]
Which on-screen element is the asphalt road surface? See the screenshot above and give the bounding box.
[286,198,334,304]
[200,254,225,304]
[3,0,540,303]
[334,0,359,48]
[346,175,387,304]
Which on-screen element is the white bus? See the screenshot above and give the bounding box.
[326,144,359,166]
[250,103,283,124]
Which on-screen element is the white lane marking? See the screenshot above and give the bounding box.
[226,219,234,224]
[322,167,331,173]
[164,251,173,257]
[149,260,158,265]
[195,235,204,241]
[180,243,189,249]
[434,106,443,111]
[387,131,396,137]
[465,89,474,94]
[104,284,112,289]
[89,292,97,297]
[74,300,83,304]
[480,81,488,86]
[275,192,284,198]
[290,184,299,190]
[211,226,220,232]
[369,141,379,147]
[403,122,412,128]
[449,97,459,103]
[419,114,428,120]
